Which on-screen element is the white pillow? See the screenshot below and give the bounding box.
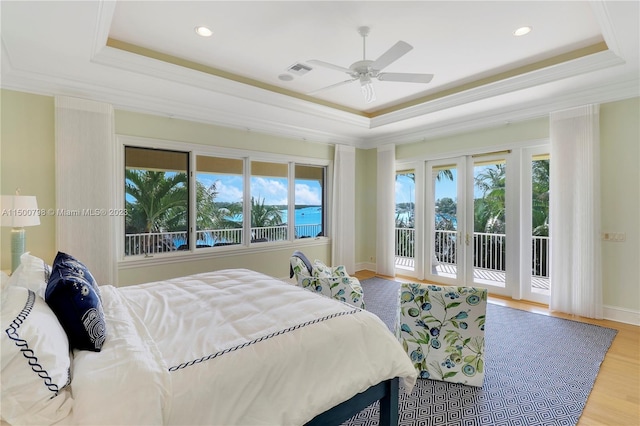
[1,286,73,425]
[6,252,51,299]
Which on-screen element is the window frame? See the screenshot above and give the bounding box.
[115,135,332,267]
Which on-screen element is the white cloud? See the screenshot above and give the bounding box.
[251,177,288,205]
[295,183,321,205]
[198,174,243,203]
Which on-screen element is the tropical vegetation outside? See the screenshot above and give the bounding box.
[124,160,325,255]
[395,158,550,276]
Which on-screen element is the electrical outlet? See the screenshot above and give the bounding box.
[602,232,626,242]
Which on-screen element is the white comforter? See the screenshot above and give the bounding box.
[68,269,416,425]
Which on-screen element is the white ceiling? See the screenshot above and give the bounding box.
[1,1,638,148]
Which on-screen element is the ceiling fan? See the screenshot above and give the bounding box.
[307,26,434,103]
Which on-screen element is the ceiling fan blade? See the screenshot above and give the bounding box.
[307,59,352,74]
[370,40,413,71]
[377,72,434,83]
[307,78,357,95]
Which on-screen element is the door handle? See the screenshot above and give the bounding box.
[465,233,471,246]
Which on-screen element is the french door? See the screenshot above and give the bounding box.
[425,153,514,297]
[394,147,550,303]
[520,147,551,303]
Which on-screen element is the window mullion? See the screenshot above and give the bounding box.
[288,162,295,241]
[189,151,197,251]
[243,157,251,246]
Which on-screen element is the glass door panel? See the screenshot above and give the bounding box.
[530,154,550,296]
[427,159,464,284]
[395,170,416,272]
[470,158,507,288]
[521,150,550,303]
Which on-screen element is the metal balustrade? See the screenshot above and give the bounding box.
[395,228,550,279]
[125,224,322,256]
[126,227,549,284]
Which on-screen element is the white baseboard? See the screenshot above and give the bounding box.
[355,261,376,273]
[603,305,640,326]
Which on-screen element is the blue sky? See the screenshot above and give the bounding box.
[395,172,457,204]
[198,174,322,205]
[396,166,499,205]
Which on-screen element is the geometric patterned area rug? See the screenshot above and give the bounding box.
[343,277,617,426]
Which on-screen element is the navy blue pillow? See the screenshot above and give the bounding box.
[50,251,101,300]
[45,252,106,352]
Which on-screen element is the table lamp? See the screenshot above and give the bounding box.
[1,194,40,272]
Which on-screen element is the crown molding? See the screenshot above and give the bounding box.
[366,75,639,148]
[91,45,371,129]
[370,48,624,130]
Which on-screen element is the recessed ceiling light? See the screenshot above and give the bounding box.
[195,26,213,37]
[513,26,532,37]
[278,74,294,82]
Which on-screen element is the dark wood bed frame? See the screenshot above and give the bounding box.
[305,377,400,426]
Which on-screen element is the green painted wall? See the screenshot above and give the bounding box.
[599,97,640,312]
[1,90,56,268]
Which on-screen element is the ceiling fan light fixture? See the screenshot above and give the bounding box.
[360,75,376,103]
[195,26,213,37]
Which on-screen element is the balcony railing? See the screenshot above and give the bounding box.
[395,228,550,279]
[125,224,322,256]
[125,226,549,282]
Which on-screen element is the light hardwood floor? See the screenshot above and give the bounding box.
[353,270,640,426]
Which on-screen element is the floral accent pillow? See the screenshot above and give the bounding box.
[290,254,313,280]
[303,260,365,309]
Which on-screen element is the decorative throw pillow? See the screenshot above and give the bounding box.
[1,286,73,425]
[50,251,101,300]
[290,251,313,279]
[6,252,52,299]
[313,260,333,278]
[313,260,349,278]
[45,252,106,352]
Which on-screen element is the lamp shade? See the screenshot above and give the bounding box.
[1,195,40,227]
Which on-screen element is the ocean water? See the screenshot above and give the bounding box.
[280,206,322,226]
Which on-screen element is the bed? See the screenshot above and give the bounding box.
[1,253,417,426]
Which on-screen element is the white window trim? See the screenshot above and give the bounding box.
[115,135,331,269]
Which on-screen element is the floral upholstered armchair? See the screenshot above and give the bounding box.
[289,251,365,309]
[396,282,487,387]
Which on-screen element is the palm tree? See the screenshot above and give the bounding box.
[125,170,188,233]
[250,196,284,241]
[125,170,188,254]
[195,180,243,245]
[531,159,550,236]
[474,164,506,233]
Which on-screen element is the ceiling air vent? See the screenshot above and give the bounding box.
[287,63,312,76]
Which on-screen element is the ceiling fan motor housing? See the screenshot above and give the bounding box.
[350,60,376,77]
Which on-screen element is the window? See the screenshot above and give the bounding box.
[250,161,288,243]
[121,141,328,258]
[294,165,325,238]
[196,155,244,248]
[124,147,189,256]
